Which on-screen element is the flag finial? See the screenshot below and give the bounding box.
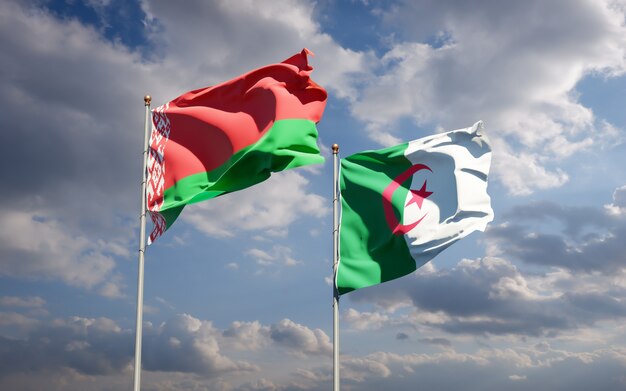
[332,144,339,154]
[144,95,151,105]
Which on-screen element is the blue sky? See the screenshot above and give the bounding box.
[1,0,626,390]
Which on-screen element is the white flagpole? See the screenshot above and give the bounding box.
[332,143,340,391]
[133,95,151,391]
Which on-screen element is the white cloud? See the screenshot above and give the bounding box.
[0,298,47,338]
[350,0,626,195]
[0,0,160,295]
[0,312,335,387]
[0,296,45,308]
[487,199,626,274]
[605,185,626,215]
[143,314,258,375]
[0,316,129,377]
[223,318,334,357]
[268,319,332,357]
[488,138,569,196]
[343,308,389,331]
[141,0,369,101]
[342,355,392,382]
[2,340,625,390]
[2,310,626,390]
[0,211,120,291]
[349,255,626,337]
[245,245,302,267]
[154,296,175,311]
[0,312,39,328]
[98,283,125,299]
[183,171,328,238]
[332,346,626,390]
[223,321,269,351]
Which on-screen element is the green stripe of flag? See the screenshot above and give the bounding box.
[337,142,417,295]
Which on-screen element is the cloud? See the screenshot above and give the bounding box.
[223,318,332,357]
[268,319,332,356]
[0,312,337,390]
[0,296,47,338]
[419,337,452,348]
[0,0,155,293]
[0,316,131,376]
[342,355,392,382]
[487,198,626,273]
[332,346,626,391]
[235,378,283,391]
[1,311,625,390]
[0,312,39,329]
[223,320,269,351]
[0,368,238,391]
[245,245,302,267]
[183,171,329,238]
[141,0,370,101]
[2,338,625,390]
[349,256,626,337]
[0,296,45,308]
[0,0,154,222]
[142,314,258,375]
[605,185,626,215]
[0,313,262,379]
[0,211,121,291]
[340,188,626,338]
[349,0,626,194]
[343,308,389,331]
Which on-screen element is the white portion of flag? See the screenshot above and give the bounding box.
[402,121,493,262]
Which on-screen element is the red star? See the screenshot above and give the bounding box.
[405,180,432,209]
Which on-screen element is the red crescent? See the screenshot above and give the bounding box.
[382,164,432,236]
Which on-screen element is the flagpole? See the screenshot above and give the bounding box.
[133,95,151,391]
[332,143,340,391]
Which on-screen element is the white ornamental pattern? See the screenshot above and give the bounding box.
[148,212,167,245]
[146,103,171,244]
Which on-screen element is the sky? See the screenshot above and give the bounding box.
[1,0,626,390]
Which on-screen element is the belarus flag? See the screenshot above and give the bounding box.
[146,49,327,244]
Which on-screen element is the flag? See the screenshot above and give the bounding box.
[336,121,493,295]
[146,49,327,243]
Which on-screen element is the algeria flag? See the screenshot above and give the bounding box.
[336,121,493,295]
[146,49,327,244]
